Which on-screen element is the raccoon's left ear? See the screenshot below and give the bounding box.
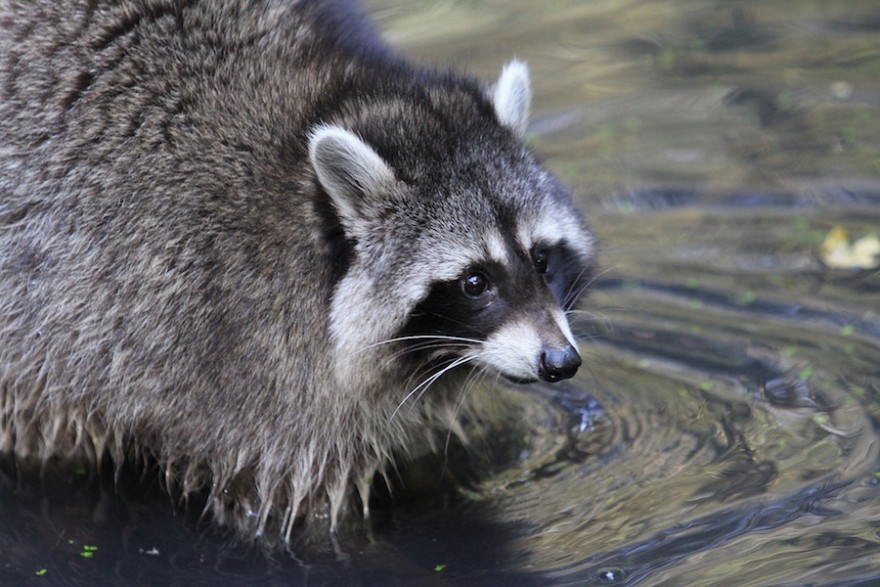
[492,60,532,137]
[308,125,398,234]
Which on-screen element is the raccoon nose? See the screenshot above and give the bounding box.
[539,345,582,382]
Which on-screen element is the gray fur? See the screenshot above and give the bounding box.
[0,0,594,543]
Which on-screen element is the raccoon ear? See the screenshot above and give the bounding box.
[492,60,532,137]
[308,125,397,229]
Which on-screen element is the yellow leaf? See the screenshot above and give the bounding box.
[819,226,880,270]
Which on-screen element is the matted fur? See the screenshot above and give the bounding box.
[0,0,594,543]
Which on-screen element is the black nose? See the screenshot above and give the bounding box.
[538,345,582,382]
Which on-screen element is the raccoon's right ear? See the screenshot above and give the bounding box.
[308,125,398,232]
[492,60,532,137]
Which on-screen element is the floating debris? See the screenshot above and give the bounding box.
[819,226,880,270]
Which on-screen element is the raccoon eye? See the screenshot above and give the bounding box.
[462,271,490,298]
[532,248,549,275]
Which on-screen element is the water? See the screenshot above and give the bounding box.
[3,1,879,585]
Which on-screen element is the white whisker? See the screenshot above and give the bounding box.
[345,334,483,365]
[360,334,483,352]
[563,264,618,308]
[389,354,477,422]
[442,363,493,457]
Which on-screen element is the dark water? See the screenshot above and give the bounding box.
[3,1,880,585]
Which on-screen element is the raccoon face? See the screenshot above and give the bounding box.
[309,61,594,387]
[402,232,589,383]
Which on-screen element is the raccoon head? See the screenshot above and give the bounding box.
[309,61,594,388]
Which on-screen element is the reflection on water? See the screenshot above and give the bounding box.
[3,0,879,585]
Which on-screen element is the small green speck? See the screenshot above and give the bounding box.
[689,325,702,335]
[35,569,47,577]
[542,460,571,474]
[798,366,814,380]
[74,467,87,476]
[685,277,699,289]
[657,47,676,70]
[776,92,796,111]
[738,291,757,305]
[699,381,714,392]
[79,545,98,559]
[813,414,829,426]
[67,539,75,545]
[783,346,798,357]
[852,386,866,399]
[840,324,855,337]
[873,471,880,479]
[689,299,704,310]
[434,564,447,573]
[458,487,483,500]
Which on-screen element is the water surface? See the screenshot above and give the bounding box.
[3,1,879,585]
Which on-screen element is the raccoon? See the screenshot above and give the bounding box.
[0,0,594,542]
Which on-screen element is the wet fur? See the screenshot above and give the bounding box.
[0,0,593,542]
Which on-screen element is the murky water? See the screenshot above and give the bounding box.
[3,1,879,585]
